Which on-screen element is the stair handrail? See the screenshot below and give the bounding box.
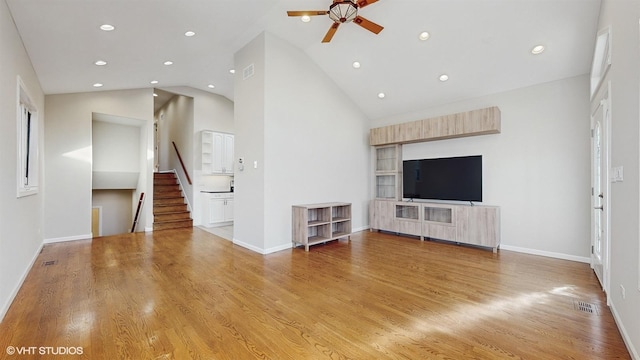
[131,192,145,232]
[172,141,192,185]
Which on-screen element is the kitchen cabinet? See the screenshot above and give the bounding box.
[202,131,234,175]
[202,192,234,227]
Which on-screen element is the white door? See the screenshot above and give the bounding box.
[224,199,234,222]
[591,88,610,293]
[223,134,234,174]
[209,198,225,224]
[211,132,224,173]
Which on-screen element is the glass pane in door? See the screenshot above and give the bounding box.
[593,121,603,260]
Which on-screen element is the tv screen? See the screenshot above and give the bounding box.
[403,155,482,202]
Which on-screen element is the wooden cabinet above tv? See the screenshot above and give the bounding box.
[369,106,501,146]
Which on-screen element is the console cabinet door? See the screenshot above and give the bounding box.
[370,200,397,232]
[457,207,499,248]
[424,223,456,241]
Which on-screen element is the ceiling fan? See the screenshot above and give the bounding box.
[287,0,384,43]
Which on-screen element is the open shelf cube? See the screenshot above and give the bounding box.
[292,202,352,251]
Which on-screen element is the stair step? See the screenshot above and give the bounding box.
[154,172,177,179]
[154,190,183,198]
[154,186,180,193]
[154,197,185,205]
[154,211,191,222]
[154,203,187,213]
[154,178,178,186]
[153,219,193,231]
[153,172,191,231]
[154,183,180,190]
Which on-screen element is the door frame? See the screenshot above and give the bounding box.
[590,81,612,301]
[92,206,103,237]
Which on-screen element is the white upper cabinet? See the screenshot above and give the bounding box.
[202,131,234,175]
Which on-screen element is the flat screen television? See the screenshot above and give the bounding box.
[403,155,482,202]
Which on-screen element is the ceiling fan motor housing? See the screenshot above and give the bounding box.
[329,0,358,23]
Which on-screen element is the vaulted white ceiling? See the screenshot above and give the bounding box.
[6,0,601,120]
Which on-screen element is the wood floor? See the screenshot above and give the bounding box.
[0,228,631,359]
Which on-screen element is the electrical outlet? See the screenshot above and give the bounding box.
[620,284,626,299]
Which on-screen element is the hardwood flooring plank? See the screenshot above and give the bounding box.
[0,229,631,359]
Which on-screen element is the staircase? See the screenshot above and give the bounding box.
[153,172,193,231]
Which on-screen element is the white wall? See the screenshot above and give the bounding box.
[595,1,640,358]
[92,120,141,189]
[234,33,267,251]
[0,0,45,321]
[44,89,154,241]
[92,120,140,174]
[374,75,592,261]
[234,32,371,253]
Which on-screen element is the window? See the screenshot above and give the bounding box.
[17,76,38,197]
[590,27,611,99]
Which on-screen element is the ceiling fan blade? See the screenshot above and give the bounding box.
[287,10,328,17]
[353,15,384,34]
[356,0,379,8]
[322,23,340,43]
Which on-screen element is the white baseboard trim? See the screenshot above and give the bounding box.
[499,244,590,263]
[610,300,639,360]
[144,227,153,232]
[232,238,294,255]
[0,242,44,322]
[44,233,92,244]
[264,242,294,254]
[232,238,266,254]
[353,226,369,232]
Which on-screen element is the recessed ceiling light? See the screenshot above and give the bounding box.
[94,60,107,66]
[150,80,159,84]
[352,61,361,69]
[419,31,430,41]
[99,24,115,31]
[208,84,215,89]
[531,45,545,55]
[377,92,385,99]
[93,83,103,87]
[229,69,236,74]
[184,31,196,37]
[439,74,449,82]
[164,61,173,66]
[301,15,311,23]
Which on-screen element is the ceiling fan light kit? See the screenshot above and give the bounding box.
[287,0,383,43]
[329,1,358,23]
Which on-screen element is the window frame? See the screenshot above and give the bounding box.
[16,76,39,198]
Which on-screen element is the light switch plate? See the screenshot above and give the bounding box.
[612,166,624,182]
